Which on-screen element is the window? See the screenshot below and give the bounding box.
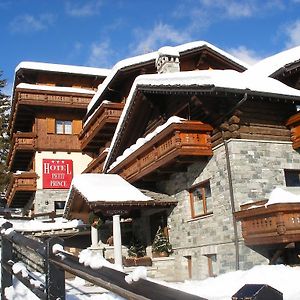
[56,120,72,134]
[189,180,212,218]
[284,170,300,186]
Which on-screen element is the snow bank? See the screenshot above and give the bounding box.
[125,267,147,284]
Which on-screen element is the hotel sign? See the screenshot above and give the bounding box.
[43,159,73,189]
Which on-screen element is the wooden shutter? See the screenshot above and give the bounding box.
[72,120,82,134]
[46,118,55,134]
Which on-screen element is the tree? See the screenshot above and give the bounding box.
[0,71,11,204]
[152,226,173,255]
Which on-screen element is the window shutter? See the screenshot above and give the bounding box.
[46,118,55,134]
[72,120,82,134]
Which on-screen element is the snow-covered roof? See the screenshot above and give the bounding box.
[244,45,300,78]
[87,41,249,114]
[266,187,300,206]
[16,83,96,95]
[103,69,300,171]
[16,61,111,77]
[67,174,152,203]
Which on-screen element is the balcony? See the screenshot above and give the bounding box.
[235,200,300,246]
[83,149,108,173]
[80,102,124,153]
[7,132,37,172]
[286,112,300,149]
[6,172,37,208]
[109,120,213,183]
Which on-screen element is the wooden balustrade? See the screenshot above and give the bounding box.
[7,132,37,172]
[83,150,108,173]
[235,200,300,246]
[286,112,300,149]
[17,90,91,108]
[80,102,124,152]
[6,172,37,208]
[109,121,213,183]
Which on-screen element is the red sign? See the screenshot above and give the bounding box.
[43,159,73,189]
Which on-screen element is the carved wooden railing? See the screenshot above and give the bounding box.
[6,172,37,207]
[80,102,124,152]
[109,121,213,183]
[235,200,300,246]
[286,112,300,149]
[16,90,92,108]
[83,149,108,173]
[7,132,37,171]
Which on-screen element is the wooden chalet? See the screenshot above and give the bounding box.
[81,41,248,174]
[6,62,109,212]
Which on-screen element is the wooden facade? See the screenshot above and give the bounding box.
[109,121,213,183]
[6,172,37,208]
[83,149,108,173]
[286,112,300,149]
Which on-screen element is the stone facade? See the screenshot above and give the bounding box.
[34,189,69,214]
[155,139,300,280]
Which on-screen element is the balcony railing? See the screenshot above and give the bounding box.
[109,121,213,183]
[6,172,37,208]
[80,102,124,153]
[286,112,300,149]
[7,132,37,172]
[83,149,108,173]
[235,200,300,246]
[16,90,91,108]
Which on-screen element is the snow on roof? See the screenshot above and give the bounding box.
[266,187,300,206]
[244,45,300,78]
[68,173,152,203]
[16,83,96,95]
[0,217,85,232]
[108,116,185,171]
[103,69,300,171]
[157,46,180,57]
[87,40,248,114]
[16,61,111,77]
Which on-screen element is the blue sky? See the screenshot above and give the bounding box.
[1,0,300,95]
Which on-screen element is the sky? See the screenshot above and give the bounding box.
[1,0,300,95]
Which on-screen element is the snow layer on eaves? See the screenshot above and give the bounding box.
[16,83,96,95]
[103,69,300,171]
[68,173,152,203]
[244,45,300,78]
[16,61,111,77]
[87,41,249,113]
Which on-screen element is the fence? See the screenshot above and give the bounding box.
[0,221,206,300]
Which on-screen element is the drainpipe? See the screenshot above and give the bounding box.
[222,134,240,270]
[220,93,248,271]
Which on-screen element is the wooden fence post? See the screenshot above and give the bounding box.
[1,222,13,300]
[45,237,65,300]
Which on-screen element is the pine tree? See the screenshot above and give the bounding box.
[0,71,11,205]
[152,226,173,254]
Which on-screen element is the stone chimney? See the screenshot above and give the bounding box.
[156,46,180,74]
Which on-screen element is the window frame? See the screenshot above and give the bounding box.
[55,120,72,135]
[189,180,213,218]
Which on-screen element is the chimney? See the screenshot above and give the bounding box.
[156,46,180,74]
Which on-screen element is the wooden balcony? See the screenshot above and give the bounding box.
[7,132,37,172]
[83,149,108,173]
[235,200,300,246]
[16,89,92,109]
[6,172,37,208]
[286,112,300,149]
[109,121,213,183]
[80,102,124,153]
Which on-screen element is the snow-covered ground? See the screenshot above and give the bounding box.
[4,264,300,299]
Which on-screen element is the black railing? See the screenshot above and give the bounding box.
[0,222,206,300]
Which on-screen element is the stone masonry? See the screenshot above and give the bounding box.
[156,139,300,280]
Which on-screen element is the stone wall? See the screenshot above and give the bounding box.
[34,189,69,214]
[156,139,300,280]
